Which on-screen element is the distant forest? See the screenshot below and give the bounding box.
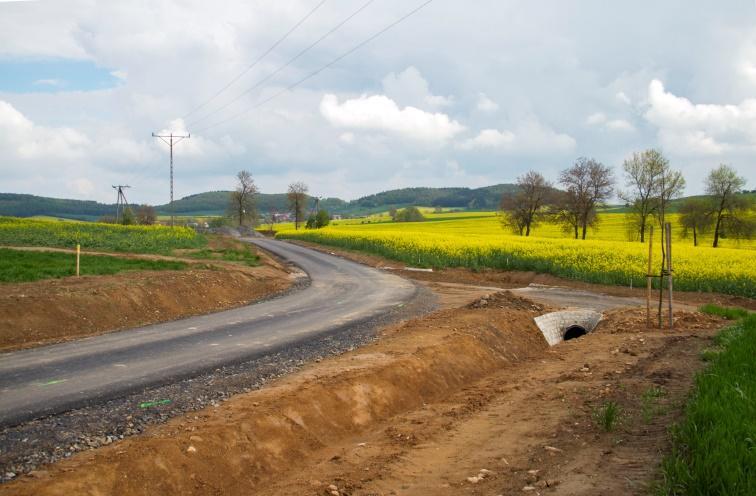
[0,184,522,220]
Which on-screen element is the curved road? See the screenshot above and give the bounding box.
[0,238,417,427]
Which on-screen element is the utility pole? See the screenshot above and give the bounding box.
[112,185,131,224]
[152,132,190,227]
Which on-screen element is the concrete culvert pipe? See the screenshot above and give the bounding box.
[533,310,602,346]
[563,325,587,340]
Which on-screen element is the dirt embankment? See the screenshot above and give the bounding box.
[0,251,294,352]
[2,292,550,495]
[1,288,729,496]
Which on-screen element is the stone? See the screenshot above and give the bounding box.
[186,446,197,453]
[466,476,480,484]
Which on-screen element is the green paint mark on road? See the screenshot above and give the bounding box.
[39,379,67,387]
[139,399,172,409]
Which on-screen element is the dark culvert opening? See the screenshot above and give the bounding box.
[564,325,587,340]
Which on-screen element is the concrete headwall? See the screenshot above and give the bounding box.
[534,310,602,346]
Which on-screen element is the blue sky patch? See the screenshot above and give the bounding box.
[0,58,122,93]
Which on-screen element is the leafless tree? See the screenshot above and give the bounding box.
[556,157,614,239]
[228,170,258,227]
[705,164,754,247]
[135,205,157,225]
[500,170,552,236]
[619,149,666,242]
[652,158,686,240]
[287,181,309,230]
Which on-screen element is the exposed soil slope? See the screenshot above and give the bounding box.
[0,250,292,352]
[0,289,728,495]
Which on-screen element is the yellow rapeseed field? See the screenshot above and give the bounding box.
[0,216,206,253]
[276,212,756,298]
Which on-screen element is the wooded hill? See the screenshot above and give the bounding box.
[4,186,748,221]
[0,184,521,220]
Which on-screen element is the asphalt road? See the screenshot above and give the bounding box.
[0,238,417,427]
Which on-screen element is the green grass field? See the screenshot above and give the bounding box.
[658,307,756,495]
[0,216,206,254]
[0,248,187,283]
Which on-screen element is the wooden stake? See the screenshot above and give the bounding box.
[666,222,674,329]
[76,244,80,277]
[646,226,653,328]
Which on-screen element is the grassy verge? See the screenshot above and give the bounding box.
[657,308,755,495]
[0,248,187,283]
[182,245,259,266]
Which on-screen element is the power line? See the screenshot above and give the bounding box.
[112,185,131,223]
[194,0,434,135]
[152,132,190,227]
[187,0,376,128]
[182,0,328,121]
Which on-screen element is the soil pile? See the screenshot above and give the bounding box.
[0,259,292,351]
[1,302,547,495]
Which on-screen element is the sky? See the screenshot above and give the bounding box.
[1,0,755,205]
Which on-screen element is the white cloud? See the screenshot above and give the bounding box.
[476,93,499,113]
[644,79,756,155]
[110,70,128,81]
[457,120,576,154]
[605,119,635,132]
[0,100,90,161]
[33,79,63,87]
[616,91,631,105]
[586,112,606,125]
[381,66,453,109]
[319,94,465,143]
[339,132,355,144]
[457,129,514,149]
[586,112,635,132]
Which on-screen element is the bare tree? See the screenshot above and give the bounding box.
[228,170,258,227]
[556,157,614,239]
[500,170,552,236]
[705,164,754,247]
[678,197,712,246]
[287,181,308,230]
[653,158,686,240]
[135,205,157,225]
[619,149,665,242]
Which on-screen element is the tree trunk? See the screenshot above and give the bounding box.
[693,226,697,247]
[574,224,578,239]
[639,221,645,243]
[712,211,722,248]
[525,223,531,236]
[581,222,587,240]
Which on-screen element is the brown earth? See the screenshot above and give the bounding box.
[289,239,756,311]
[1,285,729,496]
[0,249,293,352]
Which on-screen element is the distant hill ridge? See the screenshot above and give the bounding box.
[0,184,520,220]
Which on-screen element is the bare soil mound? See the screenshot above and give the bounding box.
[1,300,547,495]
[0,256,292,352]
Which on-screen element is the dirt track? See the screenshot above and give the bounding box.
[0,282,727,495]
